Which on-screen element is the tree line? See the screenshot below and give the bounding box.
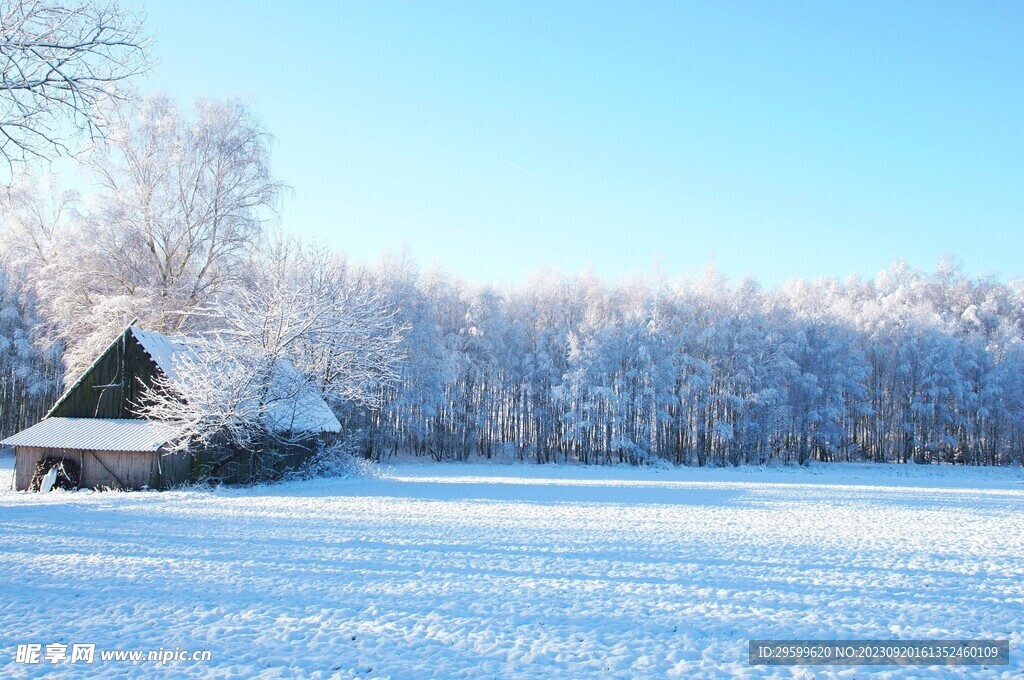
[1,96,1021,467]
[0,2,1020,467]
[348,258,1024,467]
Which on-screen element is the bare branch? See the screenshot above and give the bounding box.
[0,0,150,174]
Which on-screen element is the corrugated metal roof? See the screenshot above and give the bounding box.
[0,418,181,452]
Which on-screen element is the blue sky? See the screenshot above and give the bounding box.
[123,1,1023,285]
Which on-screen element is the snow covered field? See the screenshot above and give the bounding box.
[1,457,1023,678]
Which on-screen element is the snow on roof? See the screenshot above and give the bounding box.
[129,327,341,434]
[130,327,197,384]
[262,377,343,434]
[1,417,181,452]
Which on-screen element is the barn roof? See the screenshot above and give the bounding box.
[131,327,196,383]
[1,417,181,452]
[45,325,342,434]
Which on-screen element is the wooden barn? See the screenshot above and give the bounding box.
[3,325,341,491]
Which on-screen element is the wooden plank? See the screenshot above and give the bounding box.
[17,442,320,490]
[50,329,161,420]
[191,441,318,485]
[14,446,44,490]
[15,447,87,490]
[84,450,157,489]
[157,450,192,488]
[16,447,163,490]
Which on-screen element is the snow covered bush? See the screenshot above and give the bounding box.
[287,435,382,481]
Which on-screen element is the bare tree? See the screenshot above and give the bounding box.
[0,0,149,172]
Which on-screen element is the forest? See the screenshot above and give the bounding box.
[353,257,1024,467]
[0,1,1021,468]
[2,176,1022,468]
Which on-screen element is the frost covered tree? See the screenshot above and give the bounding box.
[6,158,1024,469]
[0,258,61,435]
[0,0,149,172]
[0,172,72,434]
[81,96,283,331]
[343,258,1024,467]
[134,234,404,467]
[0,96,283,378]
[359,253,454,460]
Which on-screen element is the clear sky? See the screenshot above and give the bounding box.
[123,0,1023,286]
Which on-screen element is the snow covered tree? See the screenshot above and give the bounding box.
[133,234,404,468]
[5,155,1024,473]
[0,258,61,435]
[355,258,1024,467]
[0,96,283,379]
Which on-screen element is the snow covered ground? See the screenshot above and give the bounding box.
[1,456,1023,678]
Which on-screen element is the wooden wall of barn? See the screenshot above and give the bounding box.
[49,331,159,419]
[14,447,192,491]
[15,438,323,489]
[192,441,318,485]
